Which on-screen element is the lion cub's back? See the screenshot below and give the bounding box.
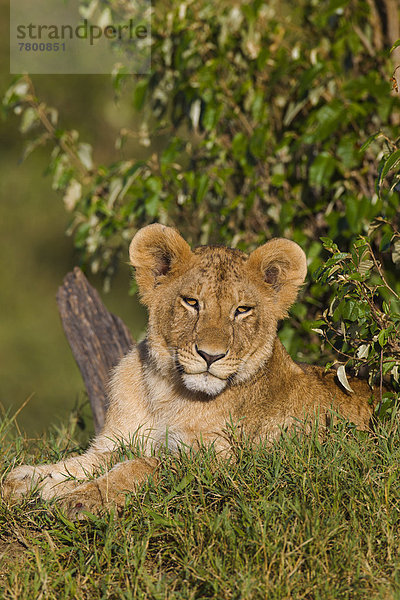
[302,364,374,429]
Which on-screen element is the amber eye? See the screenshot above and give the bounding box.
[183,297,199,310]
[235,306,252,317]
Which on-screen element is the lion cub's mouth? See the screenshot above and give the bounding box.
[181,372,228,396]
[175,347,233,396]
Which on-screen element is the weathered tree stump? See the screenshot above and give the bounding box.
[56,267,134,433]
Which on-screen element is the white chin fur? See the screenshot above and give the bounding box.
[182,373,227,396]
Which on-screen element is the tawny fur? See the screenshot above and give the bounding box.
[2,224,375,517]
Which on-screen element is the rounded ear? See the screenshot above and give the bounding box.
[247,238,307,318]
[129,224,192,301]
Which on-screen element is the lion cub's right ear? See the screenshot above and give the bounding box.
[129,224,192,301]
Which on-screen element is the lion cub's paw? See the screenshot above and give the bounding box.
[59,481,118,520]
[2,464,75,502]
[3,465,44,500]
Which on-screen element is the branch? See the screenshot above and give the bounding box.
[56,268,134,433]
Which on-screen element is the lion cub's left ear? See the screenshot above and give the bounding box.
[129,224,192,301]
[247,238,307,318]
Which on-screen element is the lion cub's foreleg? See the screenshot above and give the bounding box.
[59,457,158,519]
[2,446,115,502]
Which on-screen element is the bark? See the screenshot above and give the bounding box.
[56,267,134,433]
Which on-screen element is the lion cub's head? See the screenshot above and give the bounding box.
[129,224,307,396]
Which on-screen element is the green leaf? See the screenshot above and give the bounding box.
[320,237,339,252]
[133,79,149,110]
[202,104,218,130]
[313,101,346,142]
[353,238,368,248]
[232,132,248,159]
[337,136,357,169]
[145,194,159,217]
[383,361,397,376]
[327,252,352,264]
[359,132,380,152]
[379,231,392,251]
[390,39,400,52]
[196,174,209,203]
[344,197,362,233]
[249,127,267,159]
[378,329,387,347]
[270,173,285,187]
[333,300,344,321]
[341,300,359,321]
[377,149,400,193]
[309,153,336,187]
[298,63,324,97]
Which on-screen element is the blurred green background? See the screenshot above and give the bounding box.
[0,0,146,436]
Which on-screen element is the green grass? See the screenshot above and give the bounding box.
[1,411,400,599]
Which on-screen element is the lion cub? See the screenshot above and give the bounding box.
[3,224,374,517]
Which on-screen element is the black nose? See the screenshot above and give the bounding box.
[196,346,226,368]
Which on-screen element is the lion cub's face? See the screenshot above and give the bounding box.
[130,225,307,396]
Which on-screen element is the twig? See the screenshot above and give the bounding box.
[378,347,384,414]
[23,75,91,180]
[366,241,400,301]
